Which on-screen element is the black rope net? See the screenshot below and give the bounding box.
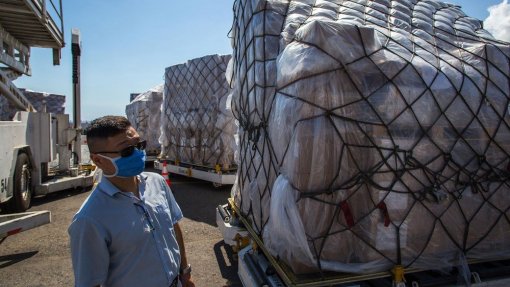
[125,84,163,156]
[0,89,65,120]
[230,0,510,275]
[160,54,237,169]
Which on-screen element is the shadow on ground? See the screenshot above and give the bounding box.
[0,187,88,214]
[0,251,38,268]
[31,188,89,208]
[214,241,243,287]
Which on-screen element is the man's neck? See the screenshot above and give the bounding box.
[107,175,139,197]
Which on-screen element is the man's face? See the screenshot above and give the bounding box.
[90,126,141,176]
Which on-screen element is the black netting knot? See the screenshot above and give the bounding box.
[246,122,266,150]
[478,155,486,165]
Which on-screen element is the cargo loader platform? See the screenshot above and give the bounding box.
[0,0,64,71]
[0,210,50,241]
[154,160,236,187]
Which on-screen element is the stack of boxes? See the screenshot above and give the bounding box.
[160,54,237,169]
[0,89,65,120]
[230,0,510,274]
[125,84,163,156]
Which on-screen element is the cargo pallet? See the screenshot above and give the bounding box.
[153,160,236,187]
[220,199,510,287]
[144,149,160,163]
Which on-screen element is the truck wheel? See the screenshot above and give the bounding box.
[11,153,32,212]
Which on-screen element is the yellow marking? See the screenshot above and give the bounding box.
[392,265,405,283]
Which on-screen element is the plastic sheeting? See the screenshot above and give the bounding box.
[125,84,163,155]
[160,54,237,169]
[0,89,66,120]
[230,0,510,275]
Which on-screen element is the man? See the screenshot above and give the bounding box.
[68,115,194,287]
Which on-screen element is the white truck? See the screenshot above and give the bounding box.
[0,0,95,219]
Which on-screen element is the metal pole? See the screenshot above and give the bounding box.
[71,28,81,165]
[59,0,64,38]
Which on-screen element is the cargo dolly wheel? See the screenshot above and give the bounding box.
[212,182,223,188]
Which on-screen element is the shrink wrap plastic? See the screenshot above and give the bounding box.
[160,54,237,168]
[0,89,65,120]
[230,0,510,274]
[125,84,163,155]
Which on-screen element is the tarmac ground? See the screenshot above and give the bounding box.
[0,170,242,287]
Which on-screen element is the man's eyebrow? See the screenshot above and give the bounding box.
[116,135,140,147]
[115,139,131,147]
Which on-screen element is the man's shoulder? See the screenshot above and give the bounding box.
[69,190,102,231]
[142,171,165,182]
[141,172,176,201]
[73,187,109,218]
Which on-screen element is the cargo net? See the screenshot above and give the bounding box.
[230,0,510,275]
[0,89,65,120]
[126,84,163,156]
[160,54,237,169]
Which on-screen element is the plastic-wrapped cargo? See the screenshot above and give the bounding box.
[160,54,236,169]
[0,96,15,120]
[125,84,163,156]
[0,89,65,120]
[229,0,510,276]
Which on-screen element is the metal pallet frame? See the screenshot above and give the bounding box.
[227,198,510,287]
[228,198,394,287]
[154,160,236,185]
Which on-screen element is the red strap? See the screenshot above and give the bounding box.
[377,202,391,227]
[340,201,354,228]
[7,228,22,236]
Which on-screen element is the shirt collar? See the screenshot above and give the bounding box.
[97,173,148,197]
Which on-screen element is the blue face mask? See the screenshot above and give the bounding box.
[98,149,146,178]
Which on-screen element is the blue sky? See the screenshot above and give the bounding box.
[13,0,505,121]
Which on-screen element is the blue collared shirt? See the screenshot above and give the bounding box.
[68,172,183,287]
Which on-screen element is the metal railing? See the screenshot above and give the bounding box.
[45,0,64,37]
[28,0,65,47]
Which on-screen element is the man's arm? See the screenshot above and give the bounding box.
[174,222,195,287]
[68,217,109,287]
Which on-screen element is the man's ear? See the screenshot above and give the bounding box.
[90,154,105,168]
[90,153,116,177]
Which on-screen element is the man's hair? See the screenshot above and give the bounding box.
[85,115,132,140]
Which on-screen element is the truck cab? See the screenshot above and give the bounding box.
[0,0,95,212]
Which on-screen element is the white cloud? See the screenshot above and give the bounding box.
[484,0,510,42]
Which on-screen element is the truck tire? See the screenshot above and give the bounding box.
[10,153,33,212]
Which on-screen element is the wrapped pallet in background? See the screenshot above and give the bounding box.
[0,89,65,120]
[160,54,236,169]
[230,0,510,275]
[0,96,14,120]
[125,84,163,156]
